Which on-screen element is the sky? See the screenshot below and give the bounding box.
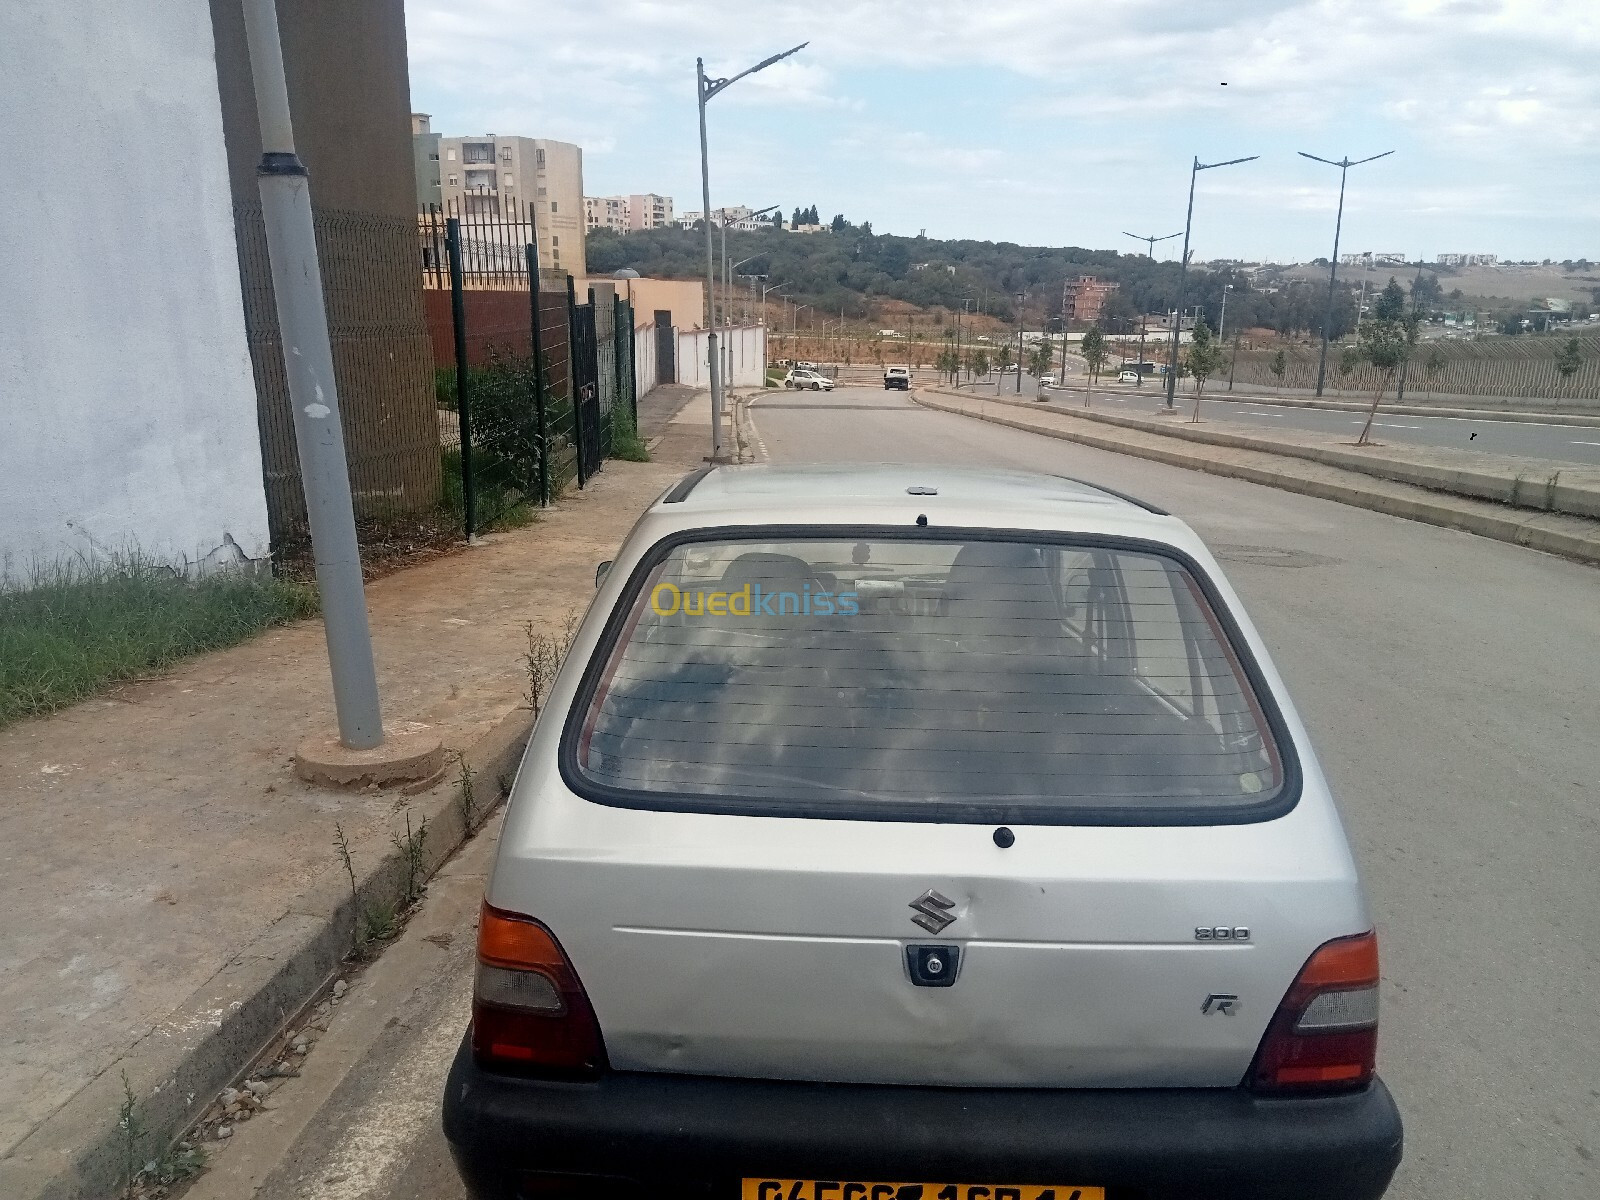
[406,0,1600,263]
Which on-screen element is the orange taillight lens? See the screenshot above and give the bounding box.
[472,902,606,1077]
[1249,931,1380,1093]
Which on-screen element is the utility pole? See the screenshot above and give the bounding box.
[242,0,383,753]
[1299,150,1394,397]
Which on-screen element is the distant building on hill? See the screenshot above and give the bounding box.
[1062,276,1117,324]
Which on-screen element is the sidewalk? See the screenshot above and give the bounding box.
[0,392,705,1199]
[915,388,1600,568]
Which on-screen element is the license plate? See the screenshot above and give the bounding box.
[742,1182,1103,1200]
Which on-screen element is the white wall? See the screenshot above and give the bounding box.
[674,325,768,389]
[633,320,659,398]
[0,1,270,578]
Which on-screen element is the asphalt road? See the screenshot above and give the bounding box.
[199,386,1600,1200]
[1065,383,1600,467]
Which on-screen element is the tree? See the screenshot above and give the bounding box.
[1184,317,1226,421]
[770,210,784,229]
[830,213,847,233]
[1028,339,1054,379]
[1269,348,1287,383]
[1410,273,1444,311]
[1354,278,1421,445]
[792,207,802,228]
[1337,346,1362,393]
[1556,336,1583,379]
[1424,344,1447,381]
[970,348,991,378]
[995,341,1015,374]
[1080,326,1108,406]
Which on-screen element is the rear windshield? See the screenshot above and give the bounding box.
[567,534,1291,822]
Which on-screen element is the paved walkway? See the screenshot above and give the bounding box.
[0,393,703,1194]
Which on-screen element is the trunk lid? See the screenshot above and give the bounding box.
[491,788,1365,1088]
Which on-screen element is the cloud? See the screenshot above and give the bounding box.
[404,0,1600,258]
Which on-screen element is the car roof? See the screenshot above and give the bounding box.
[652,463,1182,537]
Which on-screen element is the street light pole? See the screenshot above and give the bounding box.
[696,45,805,460]
[1165,155,1258,408]
[242,0,382,750]
[1015,293,1025,393]
[1123,231,1180,389]
[1123,230,1183,260]
[1299,150,1393,397]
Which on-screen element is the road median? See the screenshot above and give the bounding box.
[914,388,1600,568]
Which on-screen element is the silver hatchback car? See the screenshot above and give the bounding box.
[445,464,1402,1200]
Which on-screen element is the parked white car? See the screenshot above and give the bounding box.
[785,369,835,391]
[445,464,1402,1200]
[1118,369,1143,383]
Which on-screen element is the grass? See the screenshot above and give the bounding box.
[0,555,318,728]
[608,404,651,463]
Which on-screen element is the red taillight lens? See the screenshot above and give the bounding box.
[1249,931,1380,1094]
[472,902,606,1077]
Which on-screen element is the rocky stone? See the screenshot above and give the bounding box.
[332,979,348,999]
[245,1079,271,1098]
[292,1040,309,1055]
[218,1087,240,1107]
[216,1125,233,1140]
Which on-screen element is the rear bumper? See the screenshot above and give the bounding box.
[442,1037,1402,1200]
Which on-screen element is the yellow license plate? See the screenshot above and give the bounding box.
[742,1182,1104,1200]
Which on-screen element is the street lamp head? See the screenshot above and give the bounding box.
[612,268,640,280]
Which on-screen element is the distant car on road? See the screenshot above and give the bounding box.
[1039,374,1057,388]
[1118,369,1143,383]
[785,369,835,391]
[883,365,912,390]
[444,464,1402,1200]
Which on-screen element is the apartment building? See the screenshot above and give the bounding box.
[417,124,586,276]
[1436,252,1497,266]
[628,193,673,231]
[413,113,441,208]
[1062,275,1118,323]
[585,195,629,235]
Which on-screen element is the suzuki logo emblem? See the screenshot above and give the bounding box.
[909,889,957,934]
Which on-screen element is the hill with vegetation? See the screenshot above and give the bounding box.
[586,218,1361,340]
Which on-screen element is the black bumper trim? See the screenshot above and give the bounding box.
[442,1036,1401,1200]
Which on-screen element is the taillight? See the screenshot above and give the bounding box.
[1249,931,1380,1093]
[472,902,606,1077]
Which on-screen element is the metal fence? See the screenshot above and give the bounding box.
[422,199,638,539]
[236,203,440,549]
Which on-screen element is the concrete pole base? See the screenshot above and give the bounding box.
[293,722,447,789]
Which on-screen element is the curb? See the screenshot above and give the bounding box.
[3,707,532,1200]
[931,388,1600,521]
[1196,384,1600,424]
[912,392,1600,570]
[1042,381,1600,425]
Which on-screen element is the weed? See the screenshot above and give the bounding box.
[361,900,399,944]
[0,554,317,727]
[333,822,360,953]
[561,606,580,654]
[392,810,430,907]
[521,621,563,718]
[118,1070,144,1200]
[608,403,651,462]
[454,750,477,832]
